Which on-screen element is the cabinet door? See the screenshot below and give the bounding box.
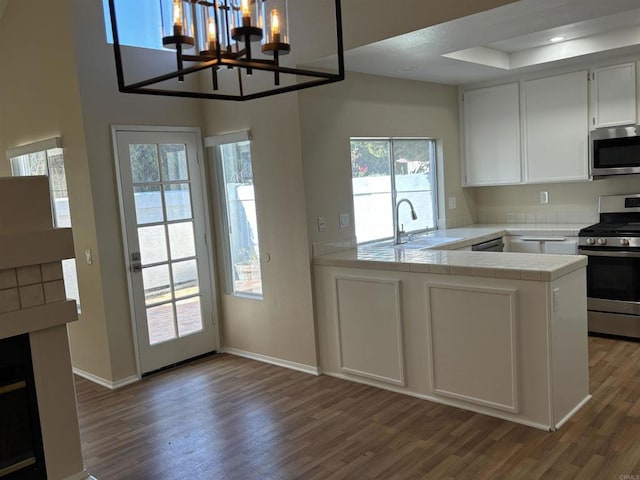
[507,238,542,253]
[524,71,589,183]
[462,83,521,186]
[591,63,636,129]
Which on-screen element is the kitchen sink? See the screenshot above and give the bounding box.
[388,237,462,249]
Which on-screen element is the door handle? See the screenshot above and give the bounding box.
[130,262,142,273]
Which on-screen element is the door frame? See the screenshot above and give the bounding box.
[111,125,221,377]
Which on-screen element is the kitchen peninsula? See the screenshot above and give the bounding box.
[313,234,590,431]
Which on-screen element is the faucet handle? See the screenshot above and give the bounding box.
[399,223,405,234]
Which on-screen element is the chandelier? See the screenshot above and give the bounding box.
[107,0,344,101]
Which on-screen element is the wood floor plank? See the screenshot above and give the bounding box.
[76,336,640,479]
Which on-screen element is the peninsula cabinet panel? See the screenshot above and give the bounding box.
[462,83,522,186]
[426,284,519,413]
[523,70,590,183]
[335,276,405,386]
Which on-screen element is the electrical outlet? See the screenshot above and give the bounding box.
[317,217,326,232]
[339,213,350,228]
[540,191,549,204]
[448,196,457,209]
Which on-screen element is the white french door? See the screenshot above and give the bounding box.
[113,127,218,374]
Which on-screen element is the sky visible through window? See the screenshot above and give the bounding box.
[103,0,164,50]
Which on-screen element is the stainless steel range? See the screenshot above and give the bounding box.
[578,194,640,339]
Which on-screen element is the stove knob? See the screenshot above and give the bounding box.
[586,238,596,245]
[621,238,630,246]
[597,238,607,246]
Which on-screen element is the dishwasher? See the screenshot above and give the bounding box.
[471,237,504,252]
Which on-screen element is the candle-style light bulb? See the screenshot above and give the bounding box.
[271,8,280,41]
[241,0,251,18]
[208,17,216,49]
[173,0,182,27]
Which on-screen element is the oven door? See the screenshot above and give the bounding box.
[579,248,640,314]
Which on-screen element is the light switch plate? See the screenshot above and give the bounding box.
[339,213,350,228]
[317,217,326,232]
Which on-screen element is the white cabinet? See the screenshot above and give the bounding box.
[462,83,521,186]
[590,63,636,129]
[506,236,578,255]
[523,71,589,183]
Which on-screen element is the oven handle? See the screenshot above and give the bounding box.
[578,248,640,258]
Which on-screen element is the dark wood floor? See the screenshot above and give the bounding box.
[76,336,640,480]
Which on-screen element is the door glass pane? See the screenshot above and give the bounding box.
[129,144,160,183]
[134,185,164,224]
[165,183,192,221]
[168,222,195,259]
[351,140,392,243]
[172,260,199,298]
[142,265,172,305]
[160,144,189,181]
[176,297,203,337]
[138,225,168,264]
[147,303,176,345]
[48,149,71,228]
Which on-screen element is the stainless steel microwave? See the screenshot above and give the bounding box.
[591,125,640,177]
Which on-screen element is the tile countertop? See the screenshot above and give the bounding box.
[422,223,589,250]
[313,223,590,282]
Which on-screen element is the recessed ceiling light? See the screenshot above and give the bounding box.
[549,36,566,43]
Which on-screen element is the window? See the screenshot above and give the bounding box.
[351,138,438,244]
[210,133,263,298]
[8,138,81,309]
[102,0,164,49]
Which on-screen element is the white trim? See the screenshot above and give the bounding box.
[73,367,139,390]
[322,371,555,432]
[426,282,519,414]
[63,470,98,480]
[334,275,406,386]
[553,394,591,431]
[6,137,62,159]
[204,130,251,147]
[222,347,320,376]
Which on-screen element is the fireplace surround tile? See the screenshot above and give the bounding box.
[0,268,17,289]
[43,280,66,304]
[17,265,42,286]
[18,284,45,309]
[0,287,20,313]
[41,262,63,282]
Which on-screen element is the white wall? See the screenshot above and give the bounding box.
[298,71,476,248]
[202,93,318,369]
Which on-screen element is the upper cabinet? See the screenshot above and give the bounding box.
[462,83,521,186]
[523,71,589,183]
[590,63,637,129]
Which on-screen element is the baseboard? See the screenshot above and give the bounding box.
[322,371,554,432]
[553,394,592,431]
[222,347,319,376]
[64,470,97,480]
[73,367,139,390]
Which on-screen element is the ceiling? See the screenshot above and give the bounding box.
[307,0,640,87]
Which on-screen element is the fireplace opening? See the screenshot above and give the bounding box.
[0,335,46,480]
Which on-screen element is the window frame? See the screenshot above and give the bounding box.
[350,137,439,245]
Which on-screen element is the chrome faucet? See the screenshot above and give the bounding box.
[395,198,418,244]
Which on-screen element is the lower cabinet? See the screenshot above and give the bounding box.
[313,263,589,430]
